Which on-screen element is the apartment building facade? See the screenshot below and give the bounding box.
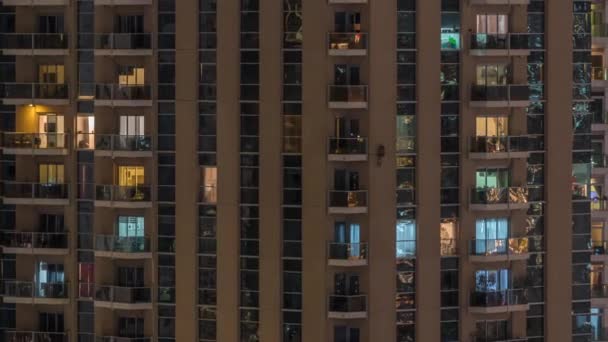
[0,0,588,342]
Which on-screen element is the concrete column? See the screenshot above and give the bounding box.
[174,0,199,340]
[545,2,573,342]
[259,0,283,340]
[368,0,397,341]
[302,0,330,341]
[216,0,241,341]
[415,0,442,340]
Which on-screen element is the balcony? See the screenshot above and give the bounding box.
[94,135,153,158]
[470,85,530,108]
[592,199,608,218]
[469,187,529,211]
[3,182,69,206]
[2,281,69,305]
[328,85,368,109]
[592,284,608,307]
[0,231,68,255]
[94,0,153,4]
[469,33,531,56]
[469,289,529,314]
[328,190,368,214]
[327,242,368,267]
[0,83,69,106]
[592,241,608,262]
[593,110,608,131]
[469,0,529,4]
[95,337,151,342]
[94,33,152,56]
[2,133,69,156]
[2,0,69,5]
[94,235,151,259]
[593,154,608,174]
[471,336,528,342]
[328,294,367,319]
[0,33,68,56]
[94,84,152,107]
[94,285,152,310]
[95,185,152,208]
[327,137,367,162]
[469,238,530,262]
[328,32,367,56]
[469,136,532,160]
[594,24,608,46]
[594,67,608,89]
[5,331,68,342]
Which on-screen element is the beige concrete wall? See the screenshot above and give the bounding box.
[216,0,241,341]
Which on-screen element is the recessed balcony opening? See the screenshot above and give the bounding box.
[94,0,153,5]
[95,216,151,259]
[470,64,530,108]
[469,15,532,56]
[469,269,528,314]
[94,266,152,310]
[95,166,152,208]
[328,12,366,56]
[469,0,530,5]
[0,214,68,255]
[95,66,152,107]
[95,15,152,56]
[1,64,69,105]
[4,163,69,205]
[470,168,531,210]
[328,273,367,319]
[328,169,367,214]
[328,117,367,161]
[3,113,69,155]
[328,222,367,266]
[7,312,68,342]
[472,320,527,342]
[2,261,69,305]
[592,178,608,217]
[3,0,69,4]
[329,64,367,109]
[469,217,529,262]
[0,33,69,56]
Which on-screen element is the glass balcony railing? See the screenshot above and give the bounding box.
[95,84,152,101]
[5,331,68,342]
[470,187,529,206]
[470,136,532,154]
[95,135,152,152]
[328,294,367,313]
[328,137,367,155]
[328,242,368,261]
[592,284,608,299]
[441,239,458,256]
[199,185,217,204]
[328,85,368,103]
[0,83,68,100]
[94,235,150,254]
[94,285,152,304]
[0,33,68,50]
[469,238,529,257]
[593,153,607,168]
[94,33,152,50]
[95,185,151,202]
[328,190,368,208]
[328,32,368,51]
[592,241,608,255]
[95,337,151,342]
[592,199,608,211]
[3,182,69,200]
[0,231,68,249]
[593,24,608,37]
[470,33,533,50]
[594,67,608,81]
[3,133,68,150]
[470,289,528,307]
[2,280,69,299]
[470,85,530,102]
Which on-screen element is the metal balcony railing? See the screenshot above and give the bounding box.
[2,280,69,299]
[470,187,529,206]
[94,33,152,50]
[94,285,151,304]
[469,238,529,257]
[328,32,367,51]
[95,84,152,101]
[3,182,68,200]
[95,185,152,202]
[94,235,150,254]
[470,136,532,154]
[0,33,68,50]
[328,190,368,208]
[328,242,368,261]
[3,133,68,150]
[0,83,68,100]
[0,231,68,249]
[328,137,367,155]
[328,294,367,313]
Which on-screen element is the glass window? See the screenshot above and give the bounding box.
[118,166,145,186]
[475,168,509,188]
[476,116,508,136]
[475,64,509,85]
[475,269,510,292]
[118,216,145,237]
[396,219,416,258]
[476,14,508,34]
[118,66,145,85]
[39,164,65,184]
